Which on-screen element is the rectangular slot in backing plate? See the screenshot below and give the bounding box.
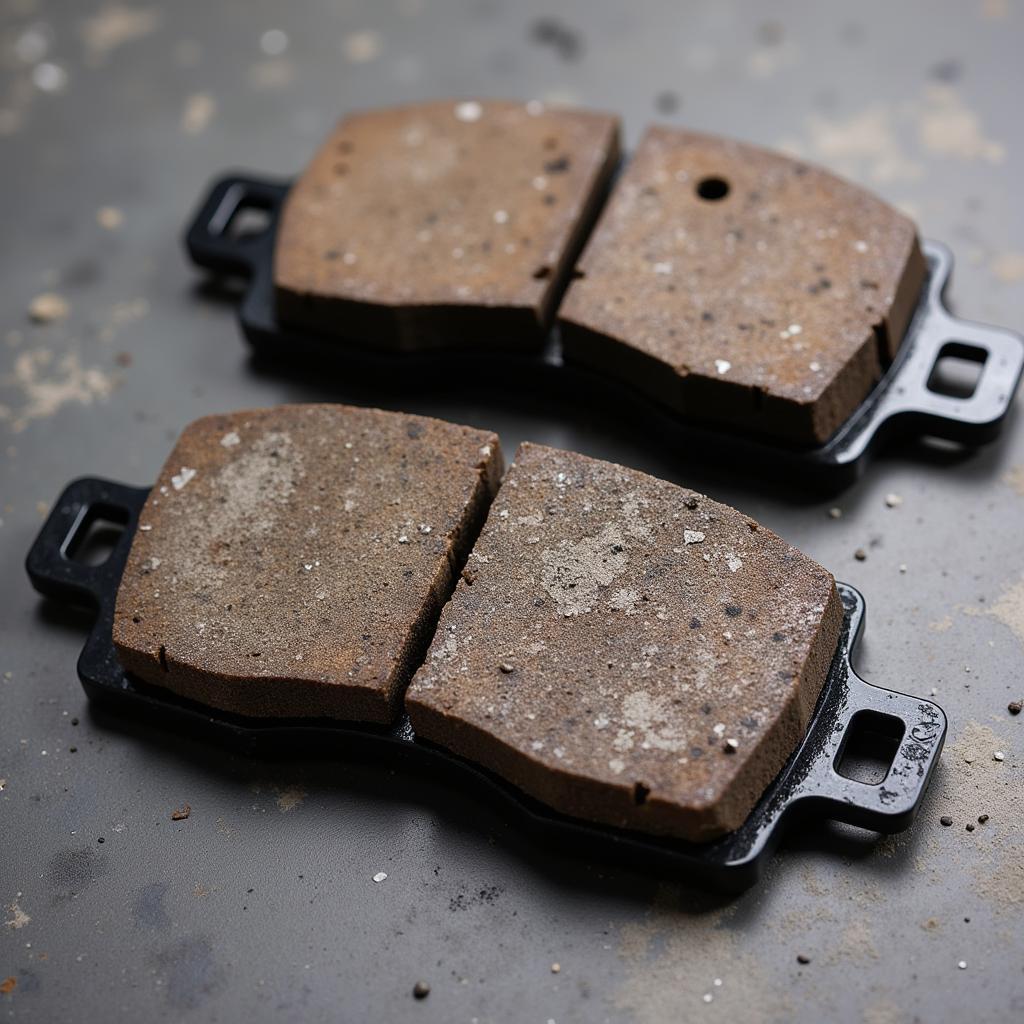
[62,503,130,568]
[926,341,987,399]
[835,709,905,786]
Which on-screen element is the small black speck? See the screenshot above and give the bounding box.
[930,58,962,82]
[724,604,742,618]
[772,632,785,642]
[940,815,953,827]
[413,981,431,1000]
[797,953,811,965]
[544,155,571,174]
[529,17,584,61]
[690,617,702,630]
[654,90,680,115]
[97,837,105,843]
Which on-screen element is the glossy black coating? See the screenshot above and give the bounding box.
[184,174,1024,492]
[25,476,947,891]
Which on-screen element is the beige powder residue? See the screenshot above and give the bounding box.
[982,0,1010,20]
[862,1001,905,1024]
[540,523,629,616]
[181,92,216,135]
[917,85,1005,163]
[789,105,924,184]
[889,721,1023,912]
[990,252,1024,283]
[824,919,880,965]
[342,30,382,63]
[80,5,160,63]
[1,348,115,432]
[4,899,30,930]
[615,885,794,1023]
[985,577,1024,647]
[779,85,1005,186]
[274,786,306,813]
[949,722,1024,909]
[1002,466,1024,496]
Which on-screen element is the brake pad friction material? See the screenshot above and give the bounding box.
[275,100,620,350]
[113,404,503,723]
[559,127,926,445]
[407,442,844,842]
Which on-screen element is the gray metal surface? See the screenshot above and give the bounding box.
[1,1,1023,1021]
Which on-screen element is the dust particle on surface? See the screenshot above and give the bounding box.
[180,92,216,134]
[28,293,69,324]
[529,17,584,61]
[171,803,191,821]
[342,29,382,63]
[654,90,680,114]
[97,206,124,230]
[80,5,160,63]
[0,977,15,995]
[274,786,306,812]
[5,899,30,930]
[1003,465,1024,496]
[990,252,1024,284]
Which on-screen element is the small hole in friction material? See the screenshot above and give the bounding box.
[696,176,730,201]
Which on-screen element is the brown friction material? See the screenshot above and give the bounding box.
[406,443,844,842]
[112,405,503,723]
[559,126,927,445]
[274,99,621,350]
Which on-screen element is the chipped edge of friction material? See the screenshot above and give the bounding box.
[113,417,506,725]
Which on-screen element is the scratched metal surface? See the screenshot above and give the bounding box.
[1,1,1023,1022]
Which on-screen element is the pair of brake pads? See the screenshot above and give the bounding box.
[34,100,1019,878]
[274,100,920,446]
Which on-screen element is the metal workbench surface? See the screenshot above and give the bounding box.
[1,2,1022,1021]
